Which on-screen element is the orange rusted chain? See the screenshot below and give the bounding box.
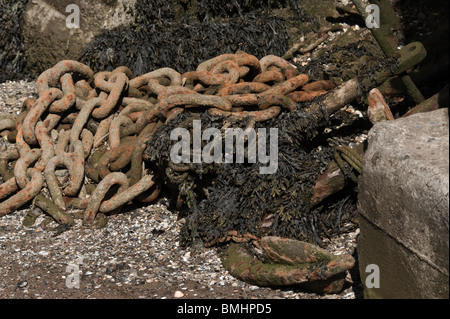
[44,154,75,210]
[125,111,145,122]
[34,194,75,225]
[217,82,270,96]
[258,93,297,111]
[42,113,61,132]
[22,88,63,145]
[83,172,130,224]
[97,136,137,179]
[22,98,36,111]
[0,177,18,201]
[61,112,79,124]
[119,102,151,118]
[55,130,70,156]
[253,70,285,84]
[112,66,133,78]
[0,169,44,217]
[164,108,185,123]
[0,113,16,133]
[48,73,76,113]
[34,121,55,171]
[70,97,104,145]
[157,86,199,100]
[196,54,237,85]
[181,70,199,89]
[92,72,128,119]
[94,71,115,92]
[196,53,259,85]
[130,68,182,95]
[208,106,281,122]
[75,79,97,104]
[36,60,94,96]
[80,129,94,158]
[260,74,309,96]
[14,148,41,189]
[122,97,154,109]
[129,122,159,186]
[99,174,155,213]
[135,105,161,132]
[1,54,341,230]
[109,115,136,149]
[193,82,206,93]
[286,90,329,102]
[136,179,162,203]
[93,114,114,147]
[64,183,90,209]
[234,51,261,75]
[260,55,298,79]
[63,196,89,209]
[302,80,336,92]
[160,94,232,114]
[207,60,241,86]
[14,126,31,157]
[64,140,85,197]
[128,121,162,202]
[223,94,259,107]
[85,150,104,183]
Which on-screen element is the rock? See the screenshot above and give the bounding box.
[174,290,184,298]
[357,108,449,299]
[367,88,394,124]
[221,237,355,294]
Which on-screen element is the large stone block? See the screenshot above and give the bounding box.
[357,108,449,299]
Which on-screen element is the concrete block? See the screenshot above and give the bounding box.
[357,108,449,299]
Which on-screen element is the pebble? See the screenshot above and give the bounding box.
[17,281,28,288]
[174,290,184,298]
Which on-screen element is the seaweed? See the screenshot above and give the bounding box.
[80,12,291,75]
[0,0,29,82]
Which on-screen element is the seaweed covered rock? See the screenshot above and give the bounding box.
[145,105,360,248]
[79,0,302,76]
[80,15,290,76]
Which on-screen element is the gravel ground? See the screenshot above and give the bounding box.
[0,78,361,300]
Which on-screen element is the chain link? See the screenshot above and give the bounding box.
[0,52,336,227]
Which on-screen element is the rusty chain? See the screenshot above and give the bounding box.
[0,53,335,227]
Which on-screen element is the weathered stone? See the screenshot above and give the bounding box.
[357,108,449,299]
[21,0,120,77]
[221,237,355,294]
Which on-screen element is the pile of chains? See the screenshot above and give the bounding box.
[0,51,335,227]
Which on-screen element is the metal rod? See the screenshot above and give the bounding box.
[351,0,425,104]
